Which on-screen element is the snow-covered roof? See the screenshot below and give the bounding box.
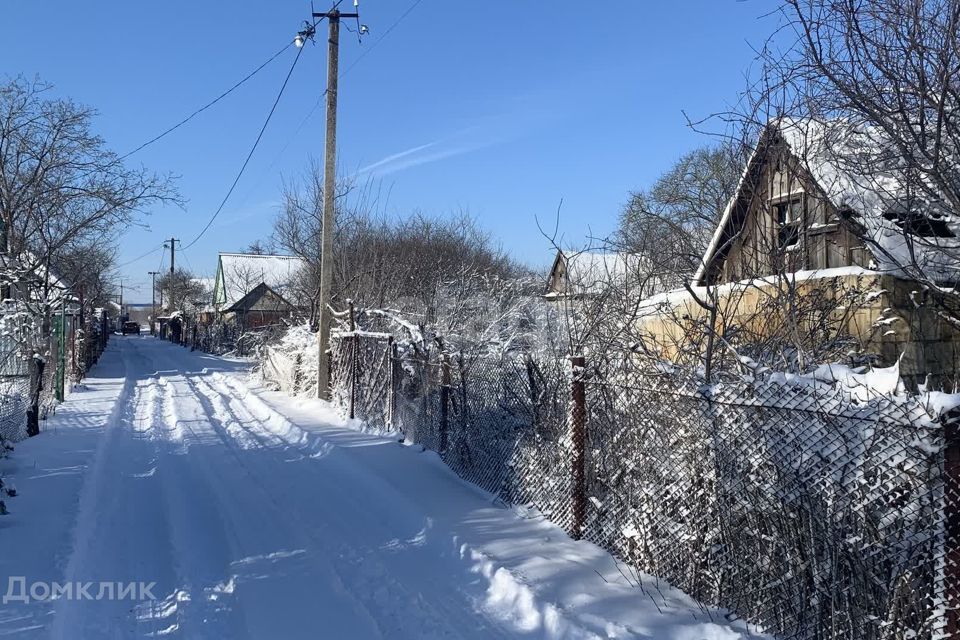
[779,118,959,283]
[693,139,767,286]
[546,250,686,299]
[0,251,79,307]
[546,252,637,298]
[213,253,306,308]
[695,118,960,285]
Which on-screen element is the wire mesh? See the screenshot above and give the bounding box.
[584,371,952,639]
[330,333,395,432]
[329,333,958,638]
[0,376,29,443]
[195,323,244,355]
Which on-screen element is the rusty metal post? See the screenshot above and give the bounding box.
[388,338,397,430]
[945,410,960,636]
[439,352,451,455]
[569,355,587,540]
[349,334,358,420]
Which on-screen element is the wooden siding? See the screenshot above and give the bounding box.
[714,141,869,284]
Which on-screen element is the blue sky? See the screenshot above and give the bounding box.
[3,1,779,303]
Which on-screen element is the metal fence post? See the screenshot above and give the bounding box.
[55,310,65,402]
[349,334,358,420]
[388,337,396,430]
[439,351,451,455]
[569,355,587,540]
[945,409,960,636]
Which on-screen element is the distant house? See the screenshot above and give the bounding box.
[212,253,306,327]
[0,252,80,312]
[190,277,216,324]
[223,282,296,330]
[544,251,679,301]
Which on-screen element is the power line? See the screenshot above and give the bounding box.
[177,1,349,251]
[119,44,293,161]
[340,0,424,78]
[117,1,347,163]
[207,0,425,220]
[116,244,165,269]
[180,41,309,251]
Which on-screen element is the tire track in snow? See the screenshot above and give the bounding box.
[185,371,515,639]
[136,364,243,640]
[51,342,181,639]
[204,370,616,639]
[141,351,387,639]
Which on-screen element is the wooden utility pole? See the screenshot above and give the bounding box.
[148,271,160,335]
[314,6,357,400]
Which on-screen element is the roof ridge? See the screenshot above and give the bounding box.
[218,252,300,259]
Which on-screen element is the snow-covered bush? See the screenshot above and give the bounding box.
[258,324,318,397]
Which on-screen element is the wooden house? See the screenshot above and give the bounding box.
[645,119,960,385]
[544,251,680,301]
[223,282,296,330]
[695,118,957,286]
[212,252,306,327]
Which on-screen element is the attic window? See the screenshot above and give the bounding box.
[774,197,803,250]
[882,211,955,238]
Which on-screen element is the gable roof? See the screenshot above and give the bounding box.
[213,253,306,308]
[225,282,294,313]
[694,118,960,285]
[546,251,629,298]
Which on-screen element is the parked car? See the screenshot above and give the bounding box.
[121,321,141,335]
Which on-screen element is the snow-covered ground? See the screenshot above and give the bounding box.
[0,337,767,639]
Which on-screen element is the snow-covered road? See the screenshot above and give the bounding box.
[0,337,765,639]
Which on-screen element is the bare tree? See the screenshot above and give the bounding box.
[273,160,517,327]
[157,269,206,315]
[0,75,177,415]
[49,241,116,310]
[617,144,745,285]
[0,77,178,284]
[245,240,271,255]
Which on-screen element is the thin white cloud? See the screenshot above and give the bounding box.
[359,142,491,177]
[356,141,439,175]
[352,86,574,179]
[353,126,503,178]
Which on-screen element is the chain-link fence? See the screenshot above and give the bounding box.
[321,332,959,639]
[0,377,29,443]
[0,310,111,443]
[193,322,242,355]
[584,371,951,639]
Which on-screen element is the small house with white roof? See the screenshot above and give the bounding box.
[212,252,307,328]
